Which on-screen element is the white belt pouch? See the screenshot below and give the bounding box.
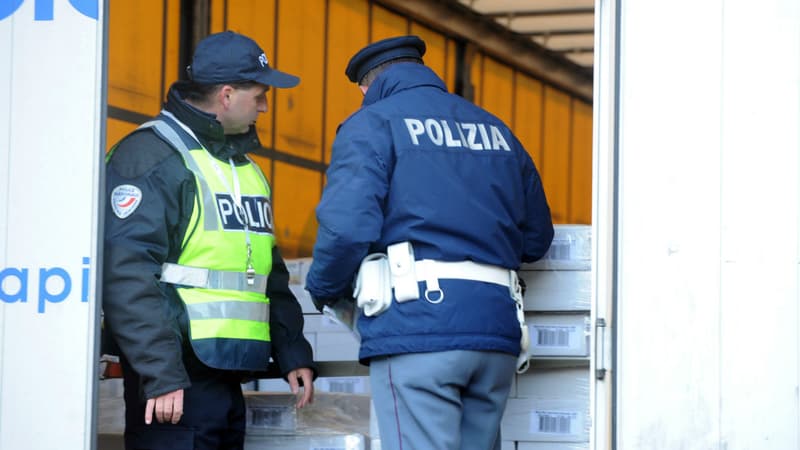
[387,241,421,302]
[352,242,421,316]
[353,253,393,317]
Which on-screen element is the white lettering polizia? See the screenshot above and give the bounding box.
[403,118,511,151]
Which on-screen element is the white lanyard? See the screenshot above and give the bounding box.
[161,110,257,284]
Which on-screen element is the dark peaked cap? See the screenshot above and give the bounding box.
[345,35,426,83]
[188,31,299,88]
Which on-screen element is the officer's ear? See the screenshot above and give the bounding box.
[219,85,235,108]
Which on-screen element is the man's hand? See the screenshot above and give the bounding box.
[145,388,184,425]
[287,368,315,408]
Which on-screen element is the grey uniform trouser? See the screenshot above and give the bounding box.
[370,350,517,450]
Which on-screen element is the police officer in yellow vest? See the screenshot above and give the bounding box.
[103,31,316,450]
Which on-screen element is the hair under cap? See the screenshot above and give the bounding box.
[345,35,426,84]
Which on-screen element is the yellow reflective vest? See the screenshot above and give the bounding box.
[144,117,275,371]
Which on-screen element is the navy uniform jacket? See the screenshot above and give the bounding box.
[103,83,316,399]
[305,63,553,362]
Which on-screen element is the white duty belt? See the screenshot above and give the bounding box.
[411,259,515,303]
[160,262,268,293]
[412,258,530,373]
[386,241,517,302]
[355,241,531,373]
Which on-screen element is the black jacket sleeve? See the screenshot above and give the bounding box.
[102,130,194,399]
[267,246,318,381]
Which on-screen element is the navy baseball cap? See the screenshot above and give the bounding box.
[345,35,426,84]
[187,31,299,88]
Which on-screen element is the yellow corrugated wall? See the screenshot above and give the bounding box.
[106,0,593,258]
[570,100,593,224]
[106,0,180,148]
[513,73,545,169]
[325,0,369,165]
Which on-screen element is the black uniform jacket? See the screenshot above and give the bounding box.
[103,82,316,399]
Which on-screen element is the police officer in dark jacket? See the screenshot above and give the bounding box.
[103,31,316,450]
[305,36,553,450]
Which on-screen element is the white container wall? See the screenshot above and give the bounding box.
[595,0,800,448]
[0,1,106,449]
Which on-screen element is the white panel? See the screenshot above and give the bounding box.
[612,0,800,449]
[0,1,104,449]
[719,0,800,448]
[615,0,724,448]
[0,8,10,260]
[591,1,618,449]
[0,9,11,400]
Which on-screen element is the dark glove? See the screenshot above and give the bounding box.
[311,295,338,313]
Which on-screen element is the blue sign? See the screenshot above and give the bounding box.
[0,0,97,21]
[0,257,91,313]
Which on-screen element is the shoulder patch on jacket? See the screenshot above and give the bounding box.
[111,184,143,219]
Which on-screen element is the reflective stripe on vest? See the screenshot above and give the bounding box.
[160,262,269,293]
[142,119,218,231]
[139,116,275,371]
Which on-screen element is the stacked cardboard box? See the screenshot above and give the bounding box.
[244,391,371,450]
[501,225,593,449]
[502,367,590,447]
